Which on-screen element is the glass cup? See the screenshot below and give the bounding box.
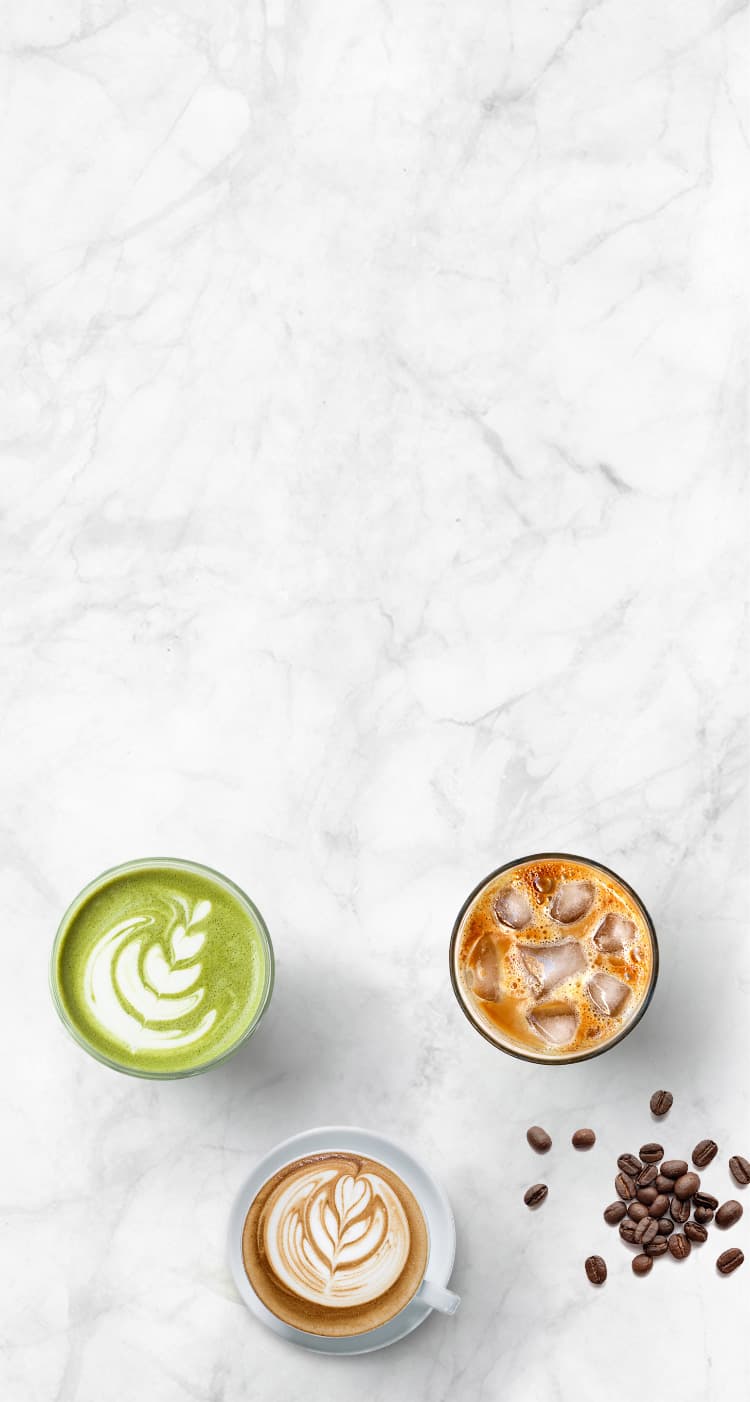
[449,851,658,1065]
[50,856,274,1079]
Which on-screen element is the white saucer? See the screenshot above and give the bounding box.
[227,1124,458,1355]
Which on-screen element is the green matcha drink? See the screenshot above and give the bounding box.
[51,859,274,1077]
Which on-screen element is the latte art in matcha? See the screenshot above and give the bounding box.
[52,860,273,1076]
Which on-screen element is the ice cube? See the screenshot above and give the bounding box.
[527,1000,580,1046]
[550,880,595,924]
[587,971,631,1017]
[593,913,635,954]
[493,886,532,930]
[465,934,503,1001]
[518,939,586,996]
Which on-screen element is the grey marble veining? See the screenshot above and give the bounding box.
[1,2,748,1399]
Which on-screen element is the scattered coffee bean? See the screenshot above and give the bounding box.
[685,1221,708,1243]
[657,1218,674,1236]
[585,1255,607,1285]
[655,1174,676,1193]
[526,1126,552,1154]
[729,1155,750,1187]
[524,1183,548,1208]
[648,1194,670,1219]
[637,1164,658,1187]
[639,1143,664,1164]
[694,1206,714,1224]
[650,1090,673,1117]
[637,1187,658,1206]
[616,1172,637,1200]
[617,1153,642,1177]
[715,1200,743,1230]
[717,1247,744,1275]
[692,1139,718,1169]
[604,1201,627,1225]
[645,1237,669,1257]
[634,1217,658,1245]
[674,1172,700,1201]
[619,1219,637,1242]
[668,1233,691,1260]
[671,1197,691,1223]
[628,1201,649,1222]
[572,1128,596,1149]
[661,1160,688,1179]
[694,1191,719,1210]
[632,1253,652,1275]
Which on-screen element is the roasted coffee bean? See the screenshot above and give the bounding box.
[637,1164,658,1187]
[628,1201,649,1222]
[634,1217,658,1245]
[526,1126,552,1154]
[648,1194,670,1219]
[639,1143,664,1164]
[685,1221,708,1243]
[715,1200,743,1229]
[674,1172,700,1201]
[694,1207,714,1224]
[717,1247,744,1275]
[572,1128,596,1149]
[657,1218,675,1236]
[632,1253,653,1275]
[604,1200,627,1225]
[655,1174,676,1193]
[638,1187,658,1206]
[585,1255,607,1285]
[646,1237,669,1257]
[668,1233,691,1260]
[661,1160,688,1179]
[619,1219,637,1243]
[617,1153,642,1177]
[671,1197,691,1223]
[694,1191,719,1210]
[524,1183,548,1208]
[650,1089,673,1117]
[616,1172,637,1200]
[729,1155,750,1187]
[692,1139,718,1169]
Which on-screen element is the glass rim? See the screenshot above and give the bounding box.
[449,850,659,1066]
[49,856,275,1080]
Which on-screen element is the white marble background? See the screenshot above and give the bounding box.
[2,1,748,1399]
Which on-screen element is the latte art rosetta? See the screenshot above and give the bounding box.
[263,1161,411,1308]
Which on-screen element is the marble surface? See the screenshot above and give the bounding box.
[2,1,748,1399]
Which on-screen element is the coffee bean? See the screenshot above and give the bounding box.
[628,1201,649,1222]
[526,1126,552,1154]
[585,1255,607,1285]
[650,1090,673,1117]
[671,1197,690,1223]
[638,1187,658,1206]
[616,1172,637,1200]
[572,1128,596,1149]
[634,1217,658,1245]
[655,1174,676,1193]
[604,1200,627,1225]
[639,1143,664,1164]
[668,1233,691,1260]
[674,1172,700,1201]
[715,1200,743,1229]
[729,1155,750,1187]
[694,1191,719,1210]
[692,1139,718,1169]
[648,1194,670,1219]
[524,1183,548,1208]
[694,1206,714,1224]
[619,1219,637,1242]
[661,1160,688,1179]
[657,1218,675,1236]
[617,1153,642,1177]
[685,1221,708,1243]
[637,1164,658,1187]
[646,1237,669,1257]
[717,1247,744,1275]
[632,1253,653,1275]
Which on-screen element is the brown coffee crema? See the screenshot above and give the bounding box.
[453,857,655,1059]
[242,1152,429,1336]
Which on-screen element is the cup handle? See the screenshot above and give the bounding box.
[415,1277,461,1315]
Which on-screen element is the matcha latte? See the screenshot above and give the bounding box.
[51,859,273,1077]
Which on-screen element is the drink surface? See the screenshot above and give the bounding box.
[453,856,654,1060]
[242,1151,429,1336]
[53,861,270,1074]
